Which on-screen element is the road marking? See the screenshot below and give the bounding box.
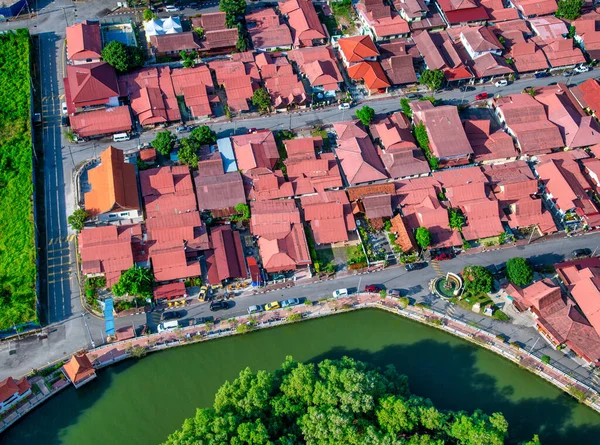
[48,253,71,261]
[59,94,65,100]
[48,234,76,245]
[48,262,72,269]
[49,275,74,284]
[47,246,69,253]
[48,268,71,277]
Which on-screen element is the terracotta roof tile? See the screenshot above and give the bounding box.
[63,354,95,384]
[66,20,102,61]
[338,35,379,63]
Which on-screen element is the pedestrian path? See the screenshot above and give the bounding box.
[431,260,443,276]
[48,234,76,245]
[41,94,65,102]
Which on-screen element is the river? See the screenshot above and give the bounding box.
[3,309,600,444]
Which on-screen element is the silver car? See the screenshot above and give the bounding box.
[281,298,300,308]
[247,304,264,314]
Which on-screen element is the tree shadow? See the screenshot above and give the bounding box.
[308,340,600,445]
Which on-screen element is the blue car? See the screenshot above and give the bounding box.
[534,71,551,78]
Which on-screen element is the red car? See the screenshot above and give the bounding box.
[475,92,489,100]
[365,284,383,293]
[434,253,453,261]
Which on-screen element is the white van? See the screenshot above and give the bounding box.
[157,320,179,334]
[333,288,349,298]
[113,132,130,142]
[494,79,508,87]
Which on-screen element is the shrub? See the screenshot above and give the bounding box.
[286,313,302,322]
[236,324,253,334]
[462,265,494,296]
[541,355,551,364]
[398,297,409,308]
[128,345,147,359]
[356,105,375,126]
[415,227,432,249]
[506,257,533,286]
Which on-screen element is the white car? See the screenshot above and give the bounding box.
[61,102,68,115]
[338,102,351,110]
[333,288,349,298]
[494,79,508,87]
[281,298,300,308]
[575,65,590,74]
[247,305,264,315]
[165,5,179,12]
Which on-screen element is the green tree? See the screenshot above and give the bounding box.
[401,98,412,118]
[448,208,465,231]
[112,266,154,299]
[419,69,445,91]
[190,125,217,145]
[152,130,177,155]
[462,265,494,296]
[231,203,250,222]
[67,209,88,231]
[356,105,375,126]
[180,50,196,68]
[178,138,199,169]
[414,122,438,169]
[101,41,145,73]
[506,257,533,286]
[556,0,584,20]
[252,88,272,114]
[415,227,432,249]
[220,0,246,27]
[567,25,576,39]
[143,9,156,21]
[163,356,514,445]
[194,27,205,38]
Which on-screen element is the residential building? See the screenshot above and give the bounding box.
[278,0,328,47]
[250,200,311,273]
[337,35,379,67]
[413,30,473,82]
[190,13,238,55]
[153,282,187,301]
[170,64,218,119]
[370,112,430,178]
[536,152,600,228]
[333,120,388,185]
[70,105,133,140]
[64,62,120,114]
[231,130,279,172]
[378,40,418,86]
[394,0,428,23]
[288,46,343,95]
[405,4,446,31]
[249,170,295,201]
[0,377,31,413]
[573,10,600,60]
[571,78,600,117]
[494,93,564,155]
[459,25,503,59]
[78,224,146,286]
[143,16,182,44]
[254,52,308,109]
[246,8,293,51]
[347,60,391,94]
[389,214,417,252]
[507,41,549,73]
[301,190,356,244]
[463,119,516,163]
[65,20,102,64]
[194,168,246,217]
[361,193,394,220]
[209,54,260,112]
[84,146,140,221]
[140,166,197,218]
[411,101,473,166]
[480,0,520,22]
[150,32,202,58]
[205,225,248,285]
[483,161,557,234]
[532,37,586,69]
[529,16,567,40]
[355,0,410,41]
[436,0,489,26]
[62,354,97,388]
[510,0,557,18]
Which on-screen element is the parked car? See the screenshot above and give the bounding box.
[157,320,179,333]
[575,65,590,74]
[338,102,351,110]
[165,5,180,12]
[198,285,209,301]
[281,298,300,308]
[563,71,574,77]
[571,248,592,259]
[176,125,190,133]
[265,301,281,311]
[162,310,184,321]
[61,102,68,115]
[534,71,551,78]
[475,92,489,100]
[387,289,402,297]
[365,284,383,293]
[333,288,349,298]
[405,262,426,271]
[247,305,264,314]
[494,79,508,87]
[194,316,214,325]
[406,93,421,99]
[434,253,453,261]
[461,86,475,92]
[61,115,69,127]
[210,300,230,311]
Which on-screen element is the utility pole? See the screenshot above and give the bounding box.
[529,336,540,354]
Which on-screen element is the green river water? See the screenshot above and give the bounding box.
[3,309,600,444]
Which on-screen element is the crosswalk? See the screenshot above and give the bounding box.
[42,94,65,102]
[48,234,77,245]
[431,260,443,276]
[445,303,457,317]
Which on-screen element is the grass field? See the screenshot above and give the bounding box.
[0,30,37,329]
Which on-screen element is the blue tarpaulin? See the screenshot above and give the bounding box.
[104,298,115,336]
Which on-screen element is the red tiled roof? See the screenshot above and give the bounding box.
[362,193,393,219]
[146,212,209,252]
[338,35,379,63]
[150,241,201,282]
[70,106,132,138]
[390,214,416,252]
[511,0,557,16]
[279,0,327,47]
[205,225,247,284]
[413,31,473,82]
[443,7,489,25]
[335,133,388,185]
[140,166,197,218]
[194,171,246,211]
[333,120,369,141]
[533,37,586,68]
[251,199,301,239]
[231,131,279,171]
[464,119,516,162]
[153,282,187,300]
[509,41,549,73]
[572,10,600,60]
[0,377,30,404]
[288,46,343,91]
[63,354,95,385]
[481,0,520,21]
[65,62,119,108]
[255,52,307,108]
[571,78,600,113]
[246,8,293,50]
[258,223,311,272]
[250,170,295,201]
[66,20,102,61]
[469,52,514,79]
[347,61,391,91]
[150,32,201,53]
[209,57,259,112]
[356,1,410,38]
[85,146,139,216]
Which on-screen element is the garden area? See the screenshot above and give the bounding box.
[0,30,37,330]
[317,0,356,36]
[305,228,336,275]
